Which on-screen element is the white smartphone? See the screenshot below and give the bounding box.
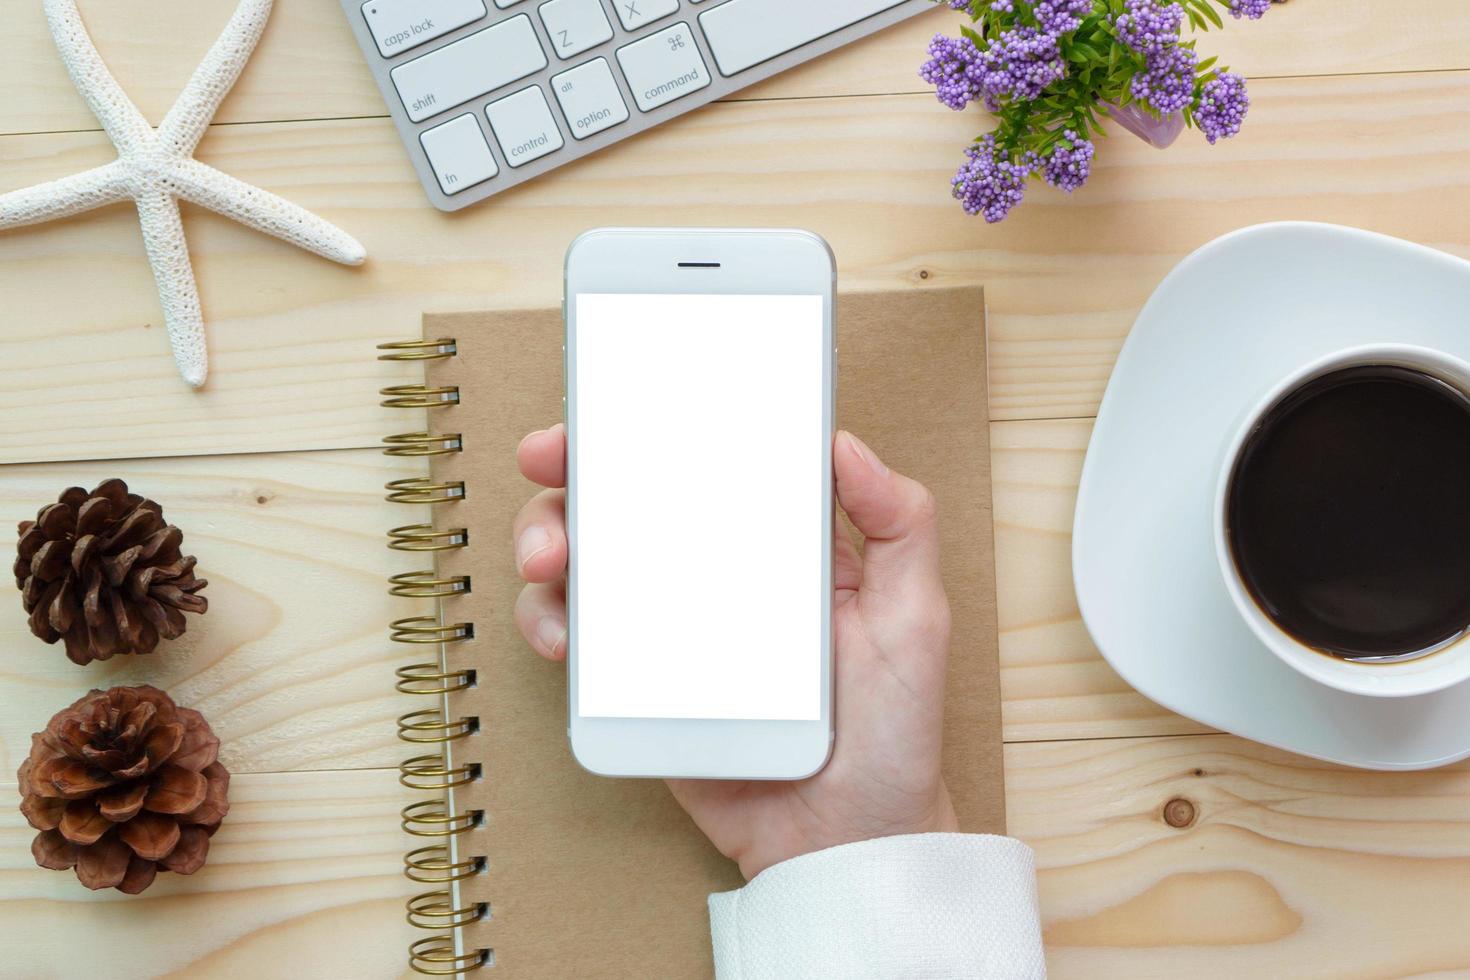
[563,228,836,780]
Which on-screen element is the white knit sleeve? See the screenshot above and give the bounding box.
[707,833,1045,980]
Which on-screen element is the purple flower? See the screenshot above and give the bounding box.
[977,26,1066,103]
[927,0,1265,220]
[953,136,1037,223]
[1229,0,1272,19]
[1113,0,1184,56]
[920,34,983,110]
[1035,0,1091,36]
[1195,71,1249,143]
[1130,43,1197,114]
[1041,131,1095,192]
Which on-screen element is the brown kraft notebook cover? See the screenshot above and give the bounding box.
[403,285,1001,976]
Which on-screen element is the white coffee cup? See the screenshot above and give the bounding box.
[1213,343,1470,698]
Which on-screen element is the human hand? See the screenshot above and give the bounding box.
[513,424,957,880]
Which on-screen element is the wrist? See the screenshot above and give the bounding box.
[926,783,961,834]
[737,782,962,879]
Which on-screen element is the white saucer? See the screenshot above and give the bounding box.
[1073,222,1470,771]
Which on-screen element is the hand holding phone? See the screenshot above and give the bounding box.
[512,425,959,879]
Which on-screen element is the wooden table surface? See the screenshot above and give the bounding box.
[3,1,1469,976]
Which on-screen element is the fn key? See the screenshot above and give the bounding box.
[419,113,499,195]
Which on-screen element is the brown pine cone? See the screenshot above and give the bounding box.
[17,686,230,894]
[14,479,207,665]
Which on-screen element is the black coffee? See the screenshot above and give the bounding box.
[1226,365,1470,662]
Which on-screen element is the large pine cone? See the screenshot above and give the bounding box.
[15,479,207,665]
[17,686,230,894]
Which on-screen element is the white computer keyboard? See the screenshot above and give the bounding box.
[341,0,930,211]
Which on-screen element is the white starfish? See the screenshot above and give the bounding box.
[0,0,366,388]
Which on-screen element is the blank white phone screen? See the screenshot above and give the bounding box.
[573,293,825,721]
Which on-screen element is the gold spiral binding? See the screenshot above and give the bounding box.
[384,431,463,457]
[409,937,491,975]
[407,890,487,929]
[400,754,480,791]
[402,799,483,838]
[386,478,466,505]
[389,524,468,552]
[405,844,485,883]
[378,338,457,361]
[397,662,476,696]
[392,615,473,645]
[390,571,471,598]
[398,708,478,744]
[381,336,485,974]
[381,383,461,409]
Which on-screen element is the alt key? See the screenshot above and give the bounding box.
[551,59,630,141]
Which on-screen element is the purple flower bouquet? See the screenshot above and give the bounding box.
[923,0,1272,221]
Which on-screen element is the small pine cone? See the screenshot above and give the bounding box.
[17,686,230,894]
[14,479,207,665]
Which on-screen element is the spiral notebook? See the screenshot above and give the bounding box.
[379,285,1005,976]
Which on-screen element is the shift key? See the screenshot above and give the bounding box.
[391,15,548,123]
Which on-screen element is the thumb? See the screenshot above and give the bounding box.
[834,431,945,609]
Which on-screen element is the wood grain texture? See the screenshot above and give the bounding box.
[991,417,1211,742]
[6,734,1465,979]
[1010,734,1470,978]
[6,0,1468,138]
[6,2,1470,975]
[8,69,1470,460]
[0,768,421,979]
[1,0,377,138]
[0,450,431,775]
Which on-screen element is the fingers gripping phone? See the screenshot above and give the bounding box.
[564,228,836,780]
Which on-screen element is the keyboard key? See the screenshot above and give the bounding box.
[699,0,909,76]
[361,0,487,58]
[616,23,711,112]
[419,113,499,194]
[391,15,548,123]
[486,86,565,166]
[551,58,629,139]
[539,0,614,60]
[612,0,678,31]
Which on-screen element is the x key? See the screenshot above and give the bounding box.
[614,0,676,30]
